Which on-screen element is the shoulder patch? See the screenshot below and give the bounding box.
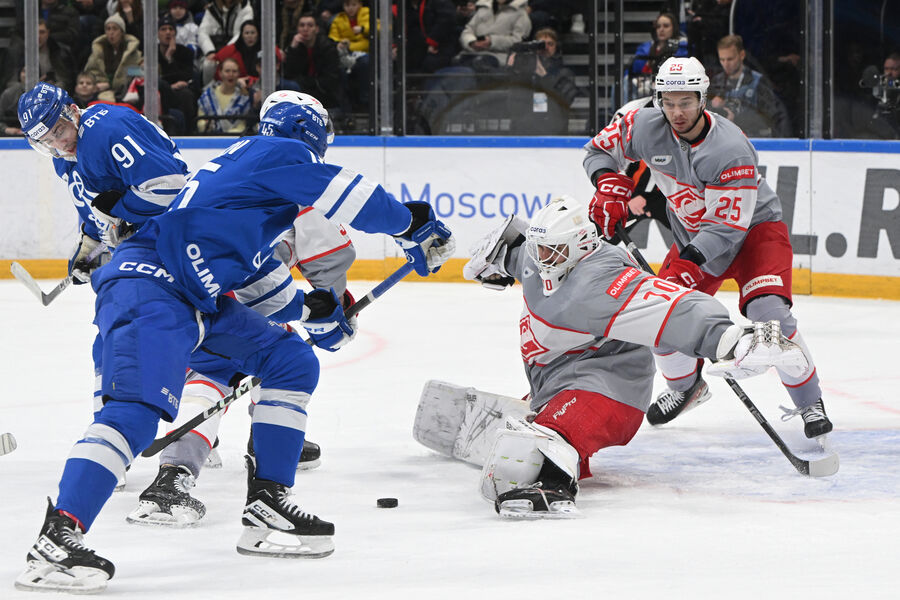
[606,267,642,298]
[719,165,755,183]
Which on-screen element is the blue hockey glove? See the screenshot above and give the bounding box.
[67,227,110,285]
[393,201,455,277]
[300,288,358,352]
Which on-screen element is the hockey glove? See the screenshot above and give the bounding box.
[658,255,704,289]
[589,173,634,239]
[394,201,456,277]
[300,288,358,352]
[68,228,110,284]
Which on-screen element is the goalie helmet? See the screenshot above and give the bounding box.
[17,82,79,160]
[653,57,710,109]
[525,196,601,296]
[259,91,333,151]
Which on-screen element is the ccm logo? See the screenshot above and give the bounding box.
[599,182,632,196]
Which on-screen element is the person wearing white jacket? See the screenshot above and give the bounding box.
[457,0,531,69]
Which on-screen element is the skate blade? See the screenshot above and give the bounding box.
[126,501,202,528]
[498,499,581,520]
[296,458,321,471]
[236,527,334,558]
[15,561,109,594]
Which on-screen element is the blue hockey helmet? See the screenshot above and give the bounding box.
[259,101,331,158]
[17,82,79,158]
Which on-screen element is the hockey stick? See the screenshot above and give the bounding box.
[142,262,417,456]
[141,375,261,457]
[304,261,416,346]
[10,243,108,306]
[615,223,839,477]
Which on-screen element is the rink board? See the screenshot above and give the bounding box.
[0,137,897,299]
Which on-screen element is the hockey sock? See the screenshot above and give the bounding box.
[745,295,822,407]
[534,390,643,479]
[653,352,702,392]
[250,390,311,486]
[57,401,162,530]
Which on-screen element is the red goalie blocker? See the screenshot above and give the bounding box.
[532,390,643,478]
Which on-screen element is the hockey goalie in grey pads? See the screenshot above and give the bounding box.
[414,197,811,520]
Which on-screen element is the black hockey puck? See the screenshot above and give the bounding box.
[376,497,398,508]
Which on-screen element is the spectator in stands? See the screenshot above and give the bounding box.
[630,12,688,76]
[0,66,25,136]
[527,0,584,36]
[168,0,201,59]
[108,0,144,43]
[72,1,107,66]
[403,0,459,74]
[506,27,578,134]
[72,71,100,107]
[686,0,732,69]
[283,12,343,112]
[197,56,253,133]
[211,20,284,85]
[708,34,791,137]
[158,15,198,134]
[457,0,531,71]
[280,0,309,49]
[199,0,254,60]
[37,0,80,49]
[329,0,371,108]
[84,13,143,102]
[39,18,77,91]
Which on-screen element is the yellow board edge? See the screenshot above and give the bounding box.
[2,258,898,300]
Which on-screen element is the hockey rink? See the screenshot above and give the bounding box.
[1,278,898,599]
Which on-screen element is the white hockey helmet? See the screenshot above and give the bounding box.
[525,196,601,296]
[259,90,334,145]
[654,57,710,109]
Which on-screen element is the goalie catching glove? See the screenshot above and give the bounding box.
[394,201,455,276]
[300,288,357,351]
[68,227,110,284]
[588,172,634,239]
[707,320,809,380]
[463,214,528,291]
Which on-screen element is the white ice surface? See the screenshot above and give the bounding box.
[1,279,899,599]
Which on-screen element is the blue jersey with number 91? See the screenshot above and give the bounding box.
[52,104,189,241]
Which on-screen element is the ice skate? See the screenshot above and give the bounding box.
[237,456,334,558]
[646,377,711,425]
[495,483,580,520]
[205,437,223,469]
[15,499,115,594]
[781,399,833,439]
[248,431,321,471]
[126,465,206,528]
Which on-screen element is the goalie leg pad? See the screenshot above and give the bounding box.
[413,380,529,466]
[532,390,644,479]
[479,417,580,501]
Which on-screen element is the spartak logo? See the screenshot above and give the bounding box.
[520,315,548,364]
[669,187,705,231]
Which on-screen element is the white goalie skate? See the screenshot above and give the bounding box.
[496,483,580,520]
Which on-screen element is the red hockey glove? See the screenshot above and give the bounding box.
[589,173,635,239]
[658,256,704,289]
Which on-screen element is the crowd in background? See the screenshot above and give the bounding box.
[0,0,897,138]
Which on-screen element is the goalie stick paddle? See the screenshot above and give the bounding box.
[10,243,108,306]
[614,223,839,477]
[141,376,261,457]
[143,263,417,456]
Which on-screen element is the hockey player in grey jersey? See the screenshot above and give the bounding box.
[583,57,832,439]
[454,196,809,518]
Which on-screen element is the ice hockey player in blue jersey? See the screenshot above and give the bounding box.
[17,82,189,284]
[15,92,455,593]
